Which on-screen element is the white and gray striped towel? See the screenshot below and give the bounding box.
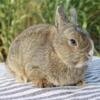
[0,56,100,100]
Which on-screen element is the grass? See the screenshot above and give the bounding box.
[0,0,100,62]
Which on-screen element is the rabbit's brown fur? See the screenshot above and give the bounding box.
[7,5,94,88]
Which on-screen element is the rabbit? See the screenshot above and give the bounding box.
[6,5,94,88]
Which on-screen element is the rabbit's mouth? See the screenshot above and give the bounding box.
[75,56,92,68]
[75,61,88,68]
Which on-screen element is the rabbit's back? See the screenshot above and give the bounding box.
[7,24,54,74]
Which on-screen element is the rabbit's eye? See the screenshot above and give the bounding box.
[68,39,77,46]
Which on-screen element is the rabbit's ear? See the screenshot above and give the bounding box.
[55,4,68,30]
[70,7,78,26]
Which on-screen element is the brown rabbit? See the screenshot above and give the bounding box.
[7,5,94,88]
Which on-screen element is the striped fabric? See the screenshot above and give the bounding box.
[0,57,100,100]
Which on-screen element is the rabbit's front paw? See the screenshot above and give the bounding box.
[36,78,55,88]
[76,80,86,86]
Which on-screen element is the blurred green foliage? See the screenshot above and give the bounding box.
[0,0,100,62]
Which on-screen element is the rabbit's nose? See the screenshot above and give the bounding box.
[85,53,92,61]
[87,54,92,59]
[88,52,93,58]
[88,54,91,58]
[86,52,93,62]
[89,48,94,57]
